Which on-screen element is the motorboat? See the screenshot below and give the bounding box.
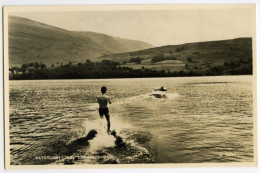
[151,86,167,98]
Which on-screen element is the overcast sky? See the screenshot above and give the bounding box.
[11,7,253,46]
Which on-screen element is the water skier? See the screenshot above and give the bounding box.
[97,86,111,134]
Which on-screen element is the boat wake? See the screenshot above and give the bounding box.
[115,92,179,105]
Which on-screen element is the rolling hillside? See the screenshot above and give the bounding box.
[100,38,252,73]
[8,16,153,67]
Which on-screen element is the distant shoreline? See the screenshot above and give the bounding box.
[8,74,253,81]
[8,57,252,81]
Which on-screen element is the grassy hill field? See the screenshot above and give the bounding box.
[8,16,153,67]
[100,38,252,74]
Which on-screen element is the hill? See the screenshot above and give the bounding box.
[100,38,252,74]
[8,16,153,67]
[9,37,253,80]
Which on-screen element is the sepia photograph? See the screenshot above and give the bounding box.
[3,4,257,169]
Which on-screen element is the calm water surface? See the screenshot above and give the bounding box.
[9,76,254,164]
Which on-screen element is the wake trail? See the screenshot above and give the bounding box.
[60,91,180,164]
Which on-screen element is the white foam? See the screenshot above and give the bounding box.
[109,116,132,132]
[88,132,115,152]
[82,119,106,135]
[165,93,179,99]
[82,116,132,152]
[114,92,179,105]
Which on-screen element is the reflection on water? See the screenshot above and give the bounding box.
[9,76,253,164]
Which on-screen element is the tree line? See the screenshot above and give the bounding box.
[9,58,252,80]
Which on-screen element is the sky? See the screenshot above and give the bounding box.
[11,6,254,46]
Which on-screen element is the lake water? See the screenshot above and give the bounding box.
[9,76,254,165]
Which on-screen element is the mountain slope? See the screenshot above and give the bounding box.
[100,38,252,73]
[8,16,153,67]
[78,31,152,54]
[100,38,252,62]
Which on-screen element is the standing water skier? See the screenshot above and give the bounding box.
[97,86,111,134]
